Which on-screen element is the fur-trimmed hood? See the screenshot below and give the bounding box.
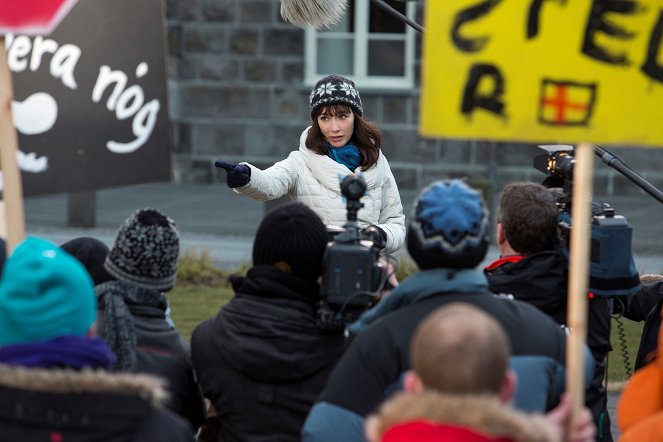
[0,363,168,405]
[0,363,197,441]
[366,392,557,442]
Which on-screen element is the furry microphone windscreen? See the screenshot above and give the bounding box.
[280,0,348,29]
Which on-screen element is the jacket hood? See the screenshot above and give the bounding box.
[0,363,172,439]
[207,266,345,383]
[366,391,556,442]
[299,127,387,192]
[0,363,167,405]
[484,250,568,323]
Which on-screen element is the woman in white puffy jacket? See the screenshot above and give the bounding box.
[216,75,406,255]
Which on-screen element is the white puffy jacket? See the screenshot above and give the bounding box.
[234,128,406,254]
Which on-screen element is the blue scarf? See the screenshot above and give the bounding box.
[0,335,115,369]
[325,141,362,171]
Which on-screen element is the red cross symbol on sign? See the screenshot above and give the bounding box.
[538,79,597,126]
[0,0,78,35]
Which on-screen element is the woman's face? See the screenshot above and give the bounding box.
[317,106,355,147]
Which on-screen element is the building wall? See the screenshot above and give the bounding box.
[164,0,663,209]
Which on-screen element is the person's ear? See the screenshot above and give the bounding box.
[497,223,507,246]
[500,369,517,404]
[403,370,425,393]
[86,321,98,337]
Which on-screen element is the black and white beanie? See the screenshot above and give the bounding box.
[407,180,489,270]
[104,208,179,292]
[309,74,363,119]
[252,202,329,283]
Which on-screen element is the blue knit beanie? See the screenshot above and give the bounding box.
[407,180,489,270]
[0,237,97,345]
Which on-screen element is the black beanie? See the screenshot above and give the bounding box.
[252,202,329,282]
[61,236,114,286]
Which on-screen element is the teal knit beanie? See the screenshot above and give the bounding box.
[0,237,97,345]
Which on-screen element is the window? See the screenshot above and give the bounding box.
[304,0,417,89]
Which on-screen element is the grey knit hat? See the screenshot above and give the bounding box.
[104,208,179,291]
[309,74,363,119]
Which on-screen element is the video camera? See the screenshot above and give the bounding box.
[534,145,640,297]
[317,175,387,331]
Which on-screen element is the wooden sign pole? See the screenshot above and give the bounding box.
[565,142,594,430]
[0,36,26,253]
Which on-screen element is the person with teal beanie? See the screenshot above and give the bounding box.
[0,236,195,441]
[0,236,97,347]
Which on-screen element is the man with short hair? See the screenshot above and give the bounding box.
[484,181,612,441]
[365,303,595,442]
[303,179,587,442]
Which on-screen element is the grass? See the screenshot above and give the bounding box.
[608,316,644,385]
[168,284,234,341]
[168,279,645,385]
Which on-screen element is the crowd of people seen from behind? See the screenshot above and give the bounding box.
[3,75,663,441]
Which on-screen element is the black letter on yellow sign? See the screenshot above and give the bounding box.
[452,0,502,53]
[581,0,640,66]
[527,0,565,39]
[641,10,663,83]
[461,64,506,118]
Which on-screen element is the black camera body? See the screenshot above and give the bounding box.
[534,145,640,297]
[317,175,384,330]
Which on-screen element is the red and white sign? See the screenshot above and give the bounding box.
[0,0,78,35]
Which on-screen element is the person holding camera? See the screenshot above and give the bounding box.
[483,181,612,441]
[191,202,348,442]
[215,74,405,255]
[302,180,580,442]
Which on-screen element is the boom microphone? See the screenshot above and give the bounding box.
[280,0,348,29]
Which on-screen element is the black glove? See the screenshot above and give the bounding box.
[215,161,251,188]
[362,225,387,250]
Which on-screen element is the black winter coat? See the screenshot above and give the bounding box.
[484,250,614,441]
[0,363,195,441]
[624,281,663,369]
[191,266,348,442]
[316,290,567,418]
[484,250,612,357]
[97,284,206,432]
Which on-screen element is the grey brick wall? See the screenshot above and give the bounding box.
[165,0,663,209]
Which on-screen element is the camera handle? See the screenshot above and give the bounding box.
[594,145,663,205]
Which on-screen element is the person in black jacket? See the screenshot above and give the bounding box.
[302,180,583,442]
[96,208,206,433]
[484,181,612,441]
[191,202,348,442]
[0,236,194,441]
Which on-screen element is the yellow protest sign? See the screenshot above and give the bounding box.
[420,1,663,147]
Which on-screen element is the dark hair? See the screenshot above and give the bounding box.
[498,182,559,255]
[306,104,382,171]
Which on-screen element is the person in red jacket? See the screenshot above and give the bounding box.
[365,303,595,442]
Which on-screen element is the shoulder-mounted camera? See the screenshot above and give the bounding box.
[317,175,387,331]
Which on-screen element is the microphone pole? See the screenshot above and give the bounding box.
[594,144,663,205]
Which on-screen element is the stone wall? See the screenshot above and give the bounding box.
[164,0,663,206]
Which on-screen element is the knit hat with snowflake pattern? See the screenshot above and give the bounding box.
[407,180,489,270]
[104,208,180,291]
[309,74,363,119]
